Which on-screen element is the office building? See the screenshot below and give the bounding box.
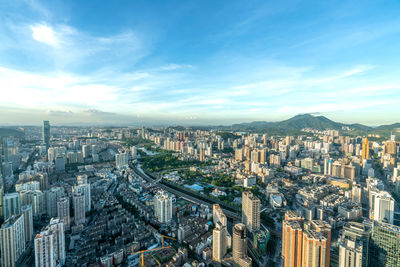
[232,223,252,267]
[370,222,400,267]
[34,218,66,267]
[21,205,33,243]
[212,221,227,262]
[0,214,25,267]
[43,120,50,151]
[154,191,173,224]
[73,183,91,212]
[242,191,260,232]
[3,192,21,220]
[73,192,85,226]
[57,197,70,230]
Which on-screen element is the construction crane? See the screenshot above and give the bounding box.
[131,235,176,267]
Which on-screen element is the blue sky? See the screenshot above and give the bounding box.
[1,0,400,125]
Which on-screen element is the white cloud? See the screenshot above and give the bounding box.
[30,24,59,46]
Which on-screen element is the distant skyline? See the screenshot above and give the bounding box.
[1,0,400,126]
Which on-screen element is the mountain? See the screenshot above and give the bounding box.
[0,127,25,139]
[225,114,398,137]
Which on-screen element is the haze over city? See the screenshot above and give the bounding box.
[1,0,400,125]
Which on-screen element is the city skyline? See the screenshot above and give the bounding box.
[1,0,400,125]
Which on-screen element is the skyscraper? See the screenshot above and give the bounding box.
[242,191,260,232]
[42,120,50,151]
[361,137,369,165]
[154,191,172,224]
[212,221,227,262]
[73,192,85,226]
[232,223,252,267]
[34,218,66,267]
[57,197,70,230]
[0,214,25,267]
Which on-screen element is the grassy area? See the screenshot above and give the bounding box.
[140,153,207,172]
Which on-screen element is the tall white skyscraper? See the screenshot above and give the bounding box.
[0,214,25,267]
[154,191,173,224]
[73,183,91,212]
[3,192,21,220]
[212,221,227,262]
[45,187,63,218]
[34,218,65,267]
[57,197,70,230]
[73,192,85,226]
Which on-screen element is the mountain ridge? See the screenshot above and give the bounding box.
[227,114,399,137]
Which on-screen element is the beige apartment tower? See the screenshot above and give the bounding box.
[212,221,227,262]
[242,191,260,232]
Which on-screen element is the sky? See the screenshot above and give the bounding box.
[1,0,400,126]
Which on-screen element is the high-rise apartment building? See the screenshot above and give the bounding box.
[370,191,394,224]
[154,191,173,224]
[301,229,328,267]
[338,222,370,267]
[3,192,21,220]
[21,205,33,243]
[34,218,66,267]
[212,221,227,262]
[232,223,252,267]
[43,120,50,151]
[73,192,85,226]
[0,214,25,267]
[73,183,91,212]
[282,220,303,267]
[115,152,129,168]
[242,191,260,232]
[45,187,63,218]
[213,204,227,227]
[361,137,369,165]
[282,211,331,267]
[57,197,70,230]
